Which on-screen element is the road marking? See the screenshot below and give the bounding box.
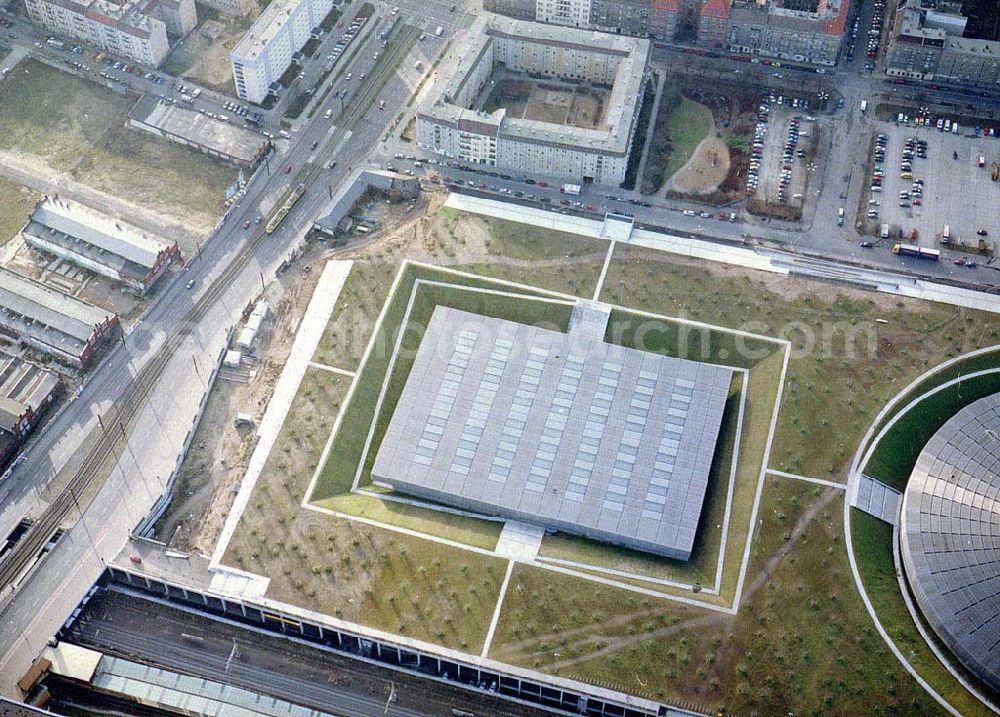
[766,468,846,490]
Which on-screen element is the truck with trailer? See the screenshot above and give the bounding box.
[893,243,940,261]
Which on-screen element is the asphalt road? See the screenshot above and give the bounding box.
[0,0,998,696]
[0,0,444,693]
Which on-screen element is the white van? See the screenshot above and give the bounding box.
[279,129,291,139]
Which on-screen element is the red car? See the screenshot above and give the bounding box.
[585,204,597,211]
[284,164,292,174]
[537,181,548,188]
[243,220,251,229]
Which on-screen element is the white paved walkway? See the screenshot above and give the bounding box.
[210,260,354,570]
[767,469,847,491]
[495,521,545,561]
[480,560,515,658]
[853,474,902,525]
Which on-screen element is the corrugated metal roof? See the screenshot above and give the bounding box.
[30,198,172,270]
[0,267,114,344]
[93,656,336,717]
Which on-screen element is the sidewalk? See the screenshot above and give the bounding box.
[445,192,1000,315]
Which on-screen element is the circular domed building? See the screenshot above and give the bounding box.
[900,393,1000,694]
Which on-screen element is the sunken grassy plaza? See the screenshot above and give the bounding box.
[215,213,1000,716]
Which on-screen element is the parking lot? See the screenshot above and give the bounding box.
[756,106,816,208]
[747,100,817,217]
[873,121,1000,250]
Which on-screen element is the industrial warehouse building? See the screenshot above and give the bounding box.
[0,355,61,467]
[129,96,270,167]
[416,16,649,185]
[900,393,1000,694]
[23,197,180,294]
[373,306,733,560]
[0,267,119,368]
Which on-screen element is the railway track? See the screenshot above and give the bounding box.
[69,590,547,717]
[0,19,423,600]
[340,24,421,131]
[0,175,320,596]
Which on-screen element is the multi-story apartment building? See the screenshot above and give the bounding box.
[24,0,195,65]
[197,0,253,15]
[230,0,335,103]
[590,0,649,37]
[144,0,196,36]
[726,0,848,66]
[417,16,649,185]
[25,0,170,64]
[484,0,850,66]
[536,0,591,28]
[886,0,1000,89]
[647,0,680,40]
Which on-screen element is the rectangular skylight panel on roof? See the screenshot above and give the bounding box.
[372,306,734,561]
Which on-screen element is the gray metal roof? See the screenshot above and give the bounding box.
[372,306,733,560]
[92,655,337,717]
[29,197,172,270]
[900,392,1000,694]
[135,98,266,164]
[0,267,114,345]
[0,354,60,415]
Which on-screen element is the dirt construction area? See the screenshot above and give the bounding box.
[666,134,731,195]
[152,254,325,553]
[163,8,260,95]
[484,77,608,130]
[0,59,235,250]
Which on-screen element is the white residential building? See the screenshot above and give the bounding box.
[536,0,591,28]
[24,0,195,66]
[230,0,335,103]
[417,15,649,185]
